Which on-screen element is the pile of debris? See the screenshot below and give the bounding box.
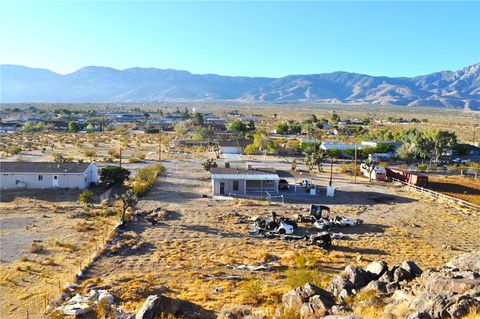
[297,205,363,231]
[272,251,480,319]
[134,207,176,225]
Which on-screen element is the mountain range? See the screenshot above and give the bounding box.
[1,63,479,110]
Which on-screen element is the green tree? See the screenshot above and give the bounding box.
[23,122,34,132]
[330,111,340,124]
[415,129,457,165]
[68,121,79,133]
[229,119,247,132]
[396,142,416,164]
[289,123,302,134]
[100,166,131,185]
[276,122,289,134]
[86,123,94,133]
[193,113,204,126]
[327,148,341,159]
[174,122,188,136]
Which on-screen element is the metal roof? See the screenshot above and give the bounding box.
[0,162,92,174]
[211,167,280,180]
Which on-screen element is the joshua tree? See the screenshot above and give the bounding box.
[117,189,138,223]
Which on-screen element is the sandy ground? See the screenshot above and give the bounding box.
[77,154,480,314]
[0,196,118,319]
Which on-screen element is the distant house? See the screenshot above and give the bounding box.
[218,140,252,154]
[320,142,356,151]
[0,162,98,190]
[0,122,21,132]
[210,167,279,196]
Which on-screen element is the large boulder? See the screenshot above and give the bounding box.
[401,260,423,278]
[409,292,480,319]
[366,261,388,280]
[362,280,387,294]
[282,283,325,311]
[344,266,371,288]
[300,293,335,318]
[446,252,480,273]
[422,271,480,295]
[136,295,181,319]
[329,275,355,298]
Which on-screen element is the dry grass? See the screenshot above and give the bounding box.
[427,176,480,205]
[0,202,119,319]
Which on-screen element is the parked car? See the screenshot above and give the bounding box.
[279,179,289,190]
[452,158,466,164]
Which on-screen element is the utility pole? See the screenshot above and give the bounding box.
[473,124,478,146]
[329,158,333,187]
[158,125,162,162]
[354,140,358,183]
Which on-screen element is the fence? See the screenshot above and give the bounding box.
[391,178,480,212]
[228,191,285,205]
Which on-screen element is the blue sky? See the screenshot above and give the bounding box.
[1,1,479,77]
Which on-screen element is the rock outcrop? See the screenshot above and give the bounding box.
[275,252,479,319]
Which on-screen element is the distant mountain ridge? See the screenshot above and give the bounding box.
[1,63,479,110]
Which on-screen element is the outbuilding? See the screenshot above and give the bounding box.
[0,162,98,190]
[218,140,252,154]
[210,167,280,196]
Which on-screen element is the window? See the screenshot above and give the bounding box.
[38,175,43,181]
[53,176,58,180]
[233,180,239,191]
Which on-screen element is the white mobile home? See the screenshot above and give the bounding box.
[210,167,280,196]
[0,162,98,190]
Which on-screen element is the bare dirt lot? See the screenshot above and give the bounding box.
[76,154,480,316]
[0,194,118,318]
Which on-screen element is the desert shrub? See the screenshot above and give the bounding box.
[418,163,428,171]
[107,149,120,159]
[79,190,94,204]
[83,149,97,158]
[131,164,164,196]
[239,279,262,304]
[29,242,44,254]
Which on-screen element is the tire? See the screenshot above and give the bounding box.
[278,228,286,235]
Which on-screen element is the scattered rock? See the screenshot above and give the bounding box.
[299,292,335,318]
[282,283,325,311]
[329,275,354,298]
[344,265,371,288]
[366,260,388,279]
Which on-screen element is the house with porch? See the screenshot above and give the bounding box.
[210,167,280,196]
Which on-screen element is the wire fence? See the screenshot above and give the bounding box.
[228,192,285,205]
[391,178,480,212]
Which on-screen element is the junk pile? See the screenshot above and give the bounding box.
[297,205,363,230]
[254,211,298,235]
[252,211,332,248]
[134,207,176,225]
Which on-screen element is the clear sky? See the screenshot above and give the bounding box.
[1,1,479,77]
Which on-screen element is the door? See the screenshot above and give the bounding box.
[53,175,59,187]
[14,175,26,188]
[219,182,225,195]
